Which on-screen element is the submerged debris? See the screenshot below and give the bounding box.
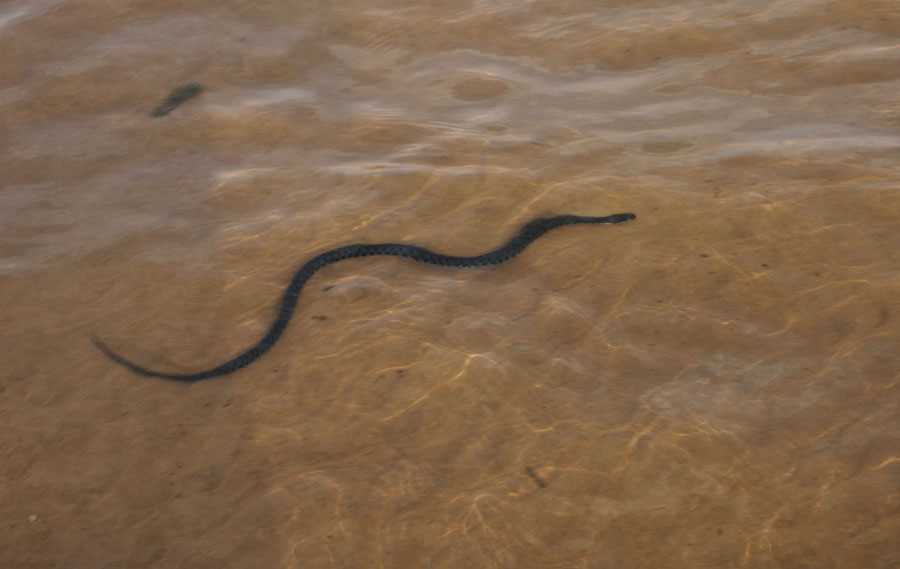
[525,466,548,489]
[150,82,204,117]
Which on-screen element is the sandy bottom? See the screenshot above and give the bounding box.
[2,1,899,568]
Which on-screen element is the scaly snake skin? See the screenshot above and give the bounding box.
[94,212,636,382]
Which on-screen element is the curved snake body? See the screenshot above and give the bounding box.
[94,212,635,382]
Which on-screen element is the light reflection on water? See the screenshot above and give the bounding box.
[3,1,899,568]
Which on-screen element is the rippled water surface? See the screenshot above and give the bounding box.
[3,1,899,567]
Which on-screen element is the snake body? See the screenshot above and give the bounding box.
[94,212,636,382]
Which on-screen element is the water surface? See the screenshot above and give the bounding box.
[2,1,899,568]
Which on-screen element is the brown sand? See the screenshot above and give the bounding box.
[2,1,899,568]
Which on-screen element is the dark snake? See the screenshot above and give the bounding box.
[93,212,636,382]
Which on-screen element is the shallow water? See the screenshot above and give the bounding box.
[2,1,899,568]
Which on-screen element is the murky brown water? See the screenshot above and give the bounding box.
[3,1,900,567]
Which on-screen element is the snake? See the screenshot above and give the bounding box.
[93,212,636,382]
